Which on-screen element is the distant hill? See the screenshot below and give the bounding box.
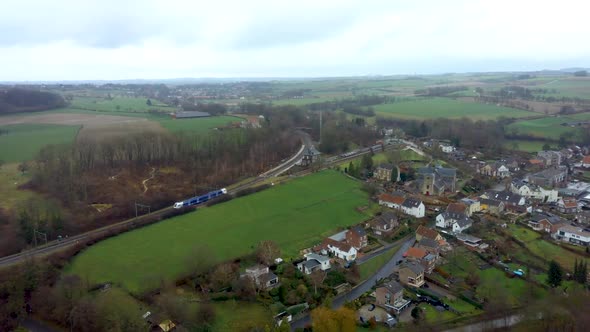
[0,88,66,114]
[559,67,590,73]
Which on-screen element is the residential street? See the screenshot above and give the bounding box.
[290,238,415,330]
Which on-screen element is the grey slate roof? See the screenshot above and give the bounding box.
[402,198,422,208]
[484,190,523,205]
[417,238,438,249]
[401,261,424,275]
[302,259,321,270]
[383,280,403,294]
[455,217,473,228]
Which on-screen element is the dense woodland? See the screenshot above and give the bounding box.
[0,88,66,114]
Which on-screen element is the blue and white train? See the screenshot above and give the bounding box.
[173,188,228,209]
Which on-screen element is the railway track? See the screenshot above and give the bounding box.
[0,139,403,267]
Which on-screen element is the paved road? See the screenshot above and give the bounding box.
[290,238,415,330]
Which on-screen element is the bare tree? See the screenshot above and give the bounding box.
[309,270,327,295]
[256,240,281,266]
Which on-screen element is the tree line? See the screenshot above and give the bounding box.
[0,88,66,114]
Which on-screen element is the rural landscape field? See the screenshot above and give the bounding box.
[2,1,590,331]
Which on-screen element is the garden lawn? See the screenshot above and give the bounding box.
[374,97,533,120]
[66,170,370,293]
[0,123,80,162]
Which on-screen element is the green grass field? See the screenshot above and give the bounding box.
[66,170,370,293]
[506,116,585,140]
[504,139,555,152]
[506,224,588,271]
[0,123,80,162]
[358,244,401,280]
[0,163,39,210]
[374,97,534,120]
[157,116,242,133]
[70,96,174,113]
[212,301,272,331]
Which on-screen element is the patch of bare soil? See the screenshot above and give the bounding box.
[0,112,149,126]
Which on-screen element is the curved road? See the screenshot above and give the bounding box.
[290,238,415,330]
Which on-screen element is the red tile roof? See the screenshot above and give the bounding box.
[404,247,427,259]
[416,225,440,240]
[379,193,405,205]
[562,198,578,209]
[447,203,467,214]
[320,238,353,252]
[583,155,590,164]
[529,159,544,165]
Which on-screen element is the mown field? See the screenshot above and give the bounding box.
[66,170,370,293]
[374,97,534,120]
[0,123,80,162]
[157,116,242,133]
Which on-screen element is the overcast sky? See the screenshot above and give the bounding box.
[1,0,589,81]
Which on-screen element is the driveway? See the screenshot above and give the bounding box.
[290,238,415,330]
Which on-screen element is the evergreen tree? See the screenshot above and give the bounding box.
[547,260,563,288]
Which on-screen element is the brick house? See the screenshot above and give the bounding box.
[346,226,368,250]
[528,212,567,234]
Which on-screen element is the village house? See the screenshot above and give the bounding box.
[374,163,394,182]
[440,143,456,153]
[583,155,590,168]
[242,265,279,289]
[479,198,505,215]
[528,166,568,188]
[297,253,331,274]
[459,198,481,216]
[555,225,590,246]
[510,179,559,203]
[370,212,399,236]
[398,262,425,288]
[503,158,522,172]
[455,233,489,252]
[537,150,562,167]
[400,198,426,218]
[416,225,443,242]
[346,226,368,250]
[316,238,357,261]
[378,193,405,210]
[557,197,579,214]
[435,211,473,233]
[378,193,425,218]
[300,146,322,167]
[416,237,441,257]
[375,281,411,314]
[528,212,567,234]
[415,225,451,252]
[403,247,437,273]
[415,166,457,196]
[476,161,511,178]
